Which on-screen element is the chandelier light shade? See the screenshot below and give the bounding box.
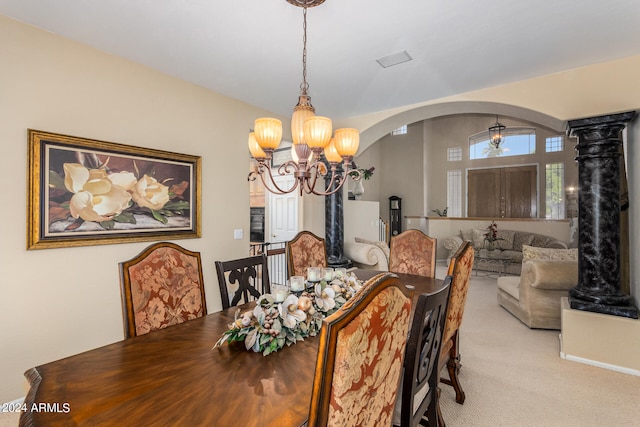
[254,118,283,152]
[247,0,363,196]
[488,115,506,149]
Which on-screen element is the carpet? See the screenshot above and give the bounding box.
[436,265,640,427]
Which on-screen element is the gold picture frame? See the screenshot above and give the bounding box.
[27,130,202,249]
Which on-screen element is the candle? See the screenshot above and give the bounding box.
[290,276,305,292]
[272,284,288,302]
[334,268,347,279]
[307,267,321,282]
[323,268,334,281]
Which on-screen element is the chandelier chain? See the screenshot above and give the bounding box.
[300,6,309,95]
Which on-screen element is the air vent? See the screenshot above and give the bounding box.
[376,50,413,68]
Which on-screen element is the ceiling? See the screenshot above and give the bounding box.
[2,0,640,122]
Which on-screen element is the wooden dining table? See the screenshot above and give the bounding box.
[19,270,444,427]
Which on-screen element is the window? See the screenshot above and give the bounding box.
[447,147,462,161]
[469,127,536,159]
[545,162,565,219]
[546,136,564,152]
[391,125,407,136]
[447,170,462,217]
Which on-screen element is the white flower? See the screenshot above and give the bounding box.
[68,186,132,222]
[131,174,170,210]
[314,283,336,312]
[279,294,307,328]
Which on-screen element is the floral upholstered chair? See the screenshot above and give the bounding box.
[286,231,328,277]
[389,229,437,278]
[119,242,207,339]
[437,241,474,424]
[308,272,413,427]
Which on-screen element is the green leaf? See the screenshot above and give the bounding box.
[48,170,66,190]
[100,220,115,230]
[163,200,190,210]
[151,210,168,224]
[113,211,136,224]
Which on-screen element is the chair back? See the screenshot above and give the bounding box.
[395,276,452,427]
[389,229,437,278]
[442,241,474,352]
[215,254,270,310]
[308,272,413,427]
[119,242,207,339]
[286,231,327,277]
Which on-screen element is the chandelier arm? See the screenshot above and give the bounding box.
[309,175,346,196]
[254,163,300,195]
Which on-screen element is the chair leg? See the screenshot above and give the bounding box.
[446,356,466,404]
[436,387,446,427]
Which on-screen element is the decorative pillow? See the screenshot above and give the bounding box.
[513,232,535,252]
[355,236,375,244]
[496,230,515,250]
[471,229,486,248]
[522,245,578,262]
[460,229,474,243]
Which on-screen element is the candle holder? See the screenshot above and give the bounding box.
[307,267,321,283]
[323,268,335,281]
[289,276,306,293]
[271,283,289,303]
[334,268,347,279]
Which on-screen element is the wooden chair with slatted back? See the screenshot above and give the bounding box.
[389,229,437,278]
[119,242,207,339]
[286,231,328,277]
[437,240,474,424]
[308,272,413,427]
[215,254,271,310]
[394,275,452,427]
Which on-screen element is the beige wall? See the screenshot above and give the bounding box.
[0,15,285,401]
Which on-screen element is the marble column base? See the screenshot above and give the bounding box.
[569,288,639,319]
[327,256,352,269]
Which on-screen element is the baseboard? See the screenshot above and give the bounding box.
[559,348,640,377]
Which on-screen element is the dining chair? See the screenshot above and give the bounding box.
[286,230,328,277]
[308,272,413,427]
[394,276,452,427]
[389,229,437,278]
[215,254,271,310]
[119,242,207,339]
[437,241,474,424]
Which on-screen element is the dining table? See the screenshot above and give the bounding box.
[19,270,444,427]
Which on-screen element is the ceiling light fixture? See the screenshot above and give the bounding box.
[488,115,506,149]
[248,0,361,196]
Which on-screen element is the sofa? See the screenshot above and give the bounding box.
[496,245,578,329]
[344,237,389,271]
[443,228,568,275]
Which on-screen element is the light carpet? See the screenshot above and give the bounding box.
[437,264,639,427]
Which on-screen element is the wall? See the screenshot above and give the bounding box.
[424,115,578,218]
[0,16,284,402]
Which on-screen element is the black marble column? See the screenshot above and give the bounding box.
[324,162,352,269]
[567,111,638,319]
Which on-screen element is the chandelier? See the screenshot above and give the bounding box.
[247,0,361,196]
[488,115,506,149]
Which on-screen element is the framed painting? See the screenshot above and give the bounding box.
[27,130,202,249]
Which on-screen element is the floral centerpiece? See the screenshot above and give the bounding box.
[483,220,502,250]
[213,273,364,356]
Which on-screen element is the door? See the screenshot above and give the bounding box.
[267,175,300,243]
[467,165,537,218]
